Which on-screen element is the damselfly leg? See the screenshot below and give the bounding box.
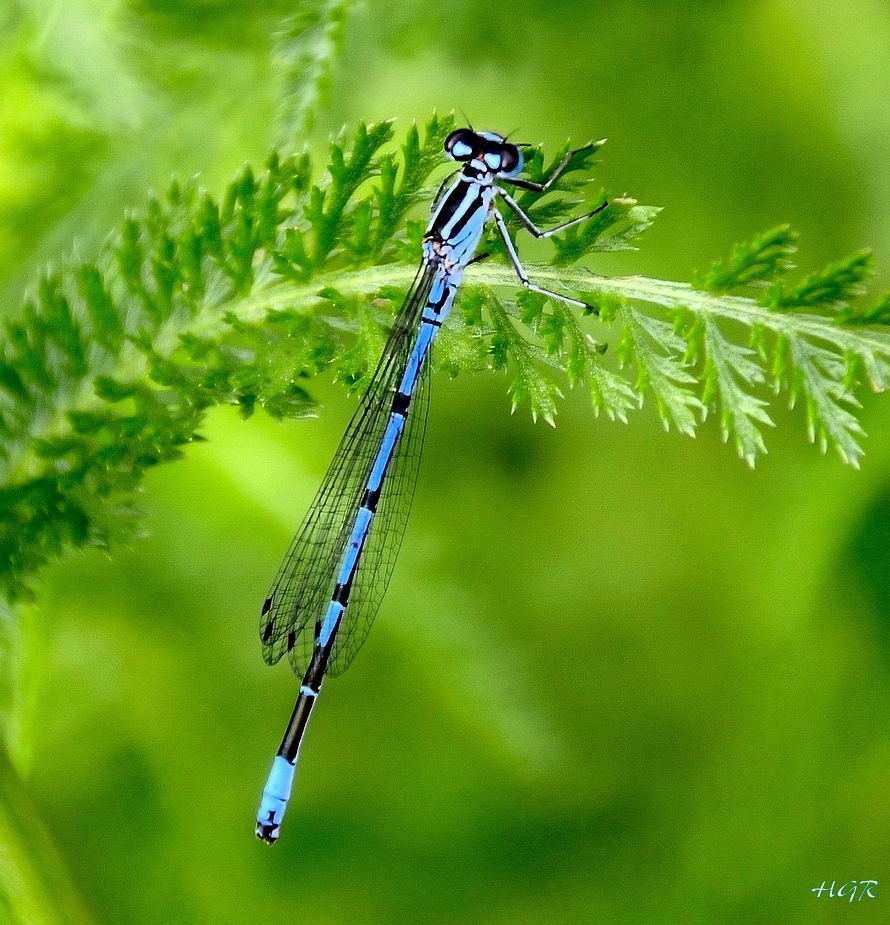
[494,141,608,311]
[504,140,604,193]
[490,202,607,312]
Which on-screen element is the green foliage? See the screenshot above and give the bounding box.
[692,224,799,293]
[618,306,702,435]
[0,117,452,603]
[765,249,873,311]
[0,724,93,925]
[3,110,890,606]
[689,239,887,465]
[272,0,349,150]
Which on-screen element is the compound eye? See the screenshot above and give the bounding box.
[445,128,476,161]
[499,144,523,176]
[483,151,502,170]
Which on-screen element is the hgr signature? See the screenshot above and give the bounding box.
[812,880,877,902]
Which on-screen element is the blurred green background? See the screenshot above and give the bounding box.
[3,0,890,922]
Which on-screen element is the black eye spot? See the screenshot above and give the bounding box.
[500,145,521,173]
[445,128,477,161]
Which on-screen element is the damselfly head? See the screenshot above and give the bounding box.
[444,128,524,178]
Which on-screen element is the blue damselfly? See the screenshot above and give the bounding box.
[256,128,607,843]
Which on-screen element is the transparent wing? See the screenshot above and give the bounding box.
[327,347,431,676]
[260,264,436,676]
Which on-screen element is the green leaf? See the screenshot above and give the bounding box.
[586,359,640,423]
[75,265,124,353]
[836,290,890,326]
[272,0,349,151]
[551,198,659,265]
[765,250,873,312]
[38,276,86,380]
[558,302,638,422]
[692,224,798,293]
[311,120,395,266]
[371,114,455,260]
[697,316,773,465]
[785,336,865,466]
[617,305,702,435]
[436,288,490,377]
[487,295,562,424]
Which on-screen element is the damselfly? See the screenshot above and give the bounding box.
[256,127,607,843]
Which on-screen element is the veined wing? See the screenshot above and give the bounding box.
[260,263,437,676]
[326,341,431,676]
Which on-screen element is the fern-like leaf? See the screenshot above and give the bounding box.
[272,0,349,150]
[765,250,873,312]
[692,224,798,293]
[785,336,865,465]
[488,293,562,425]
[617,307,702,435]
[3,119,890,603]
[687,316,773,465]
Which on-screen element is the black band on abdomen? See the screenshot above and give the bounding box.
[392,391,410,416]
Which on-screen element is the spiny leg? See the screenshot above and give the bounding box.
[490,207,596,312]
[497,188,608,240]
[505,140,605,193]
